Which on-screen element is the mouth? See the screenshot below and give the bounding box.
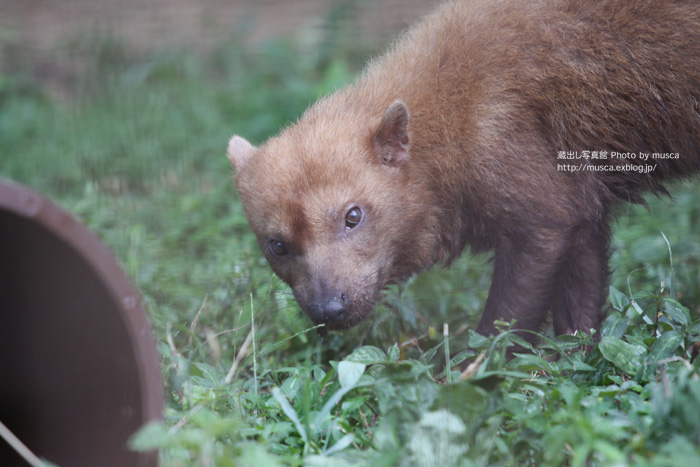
[292,268,390,333]
[294,290,380,332]
[307,301,375,330]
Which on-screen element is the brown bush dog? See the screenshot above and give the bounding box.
[227,0,700,342]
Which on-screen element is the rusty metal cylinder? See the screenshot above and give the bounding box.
[0,180,162,466]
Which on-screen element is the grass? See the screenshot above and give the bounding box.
[2,15,700,466]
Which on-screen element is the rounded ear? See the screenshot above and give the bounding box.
[227,135,257,171]
[373,100,409,167]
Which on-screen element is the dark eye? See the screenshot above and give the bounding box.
[345,206,363,229]
[269,239,288,257]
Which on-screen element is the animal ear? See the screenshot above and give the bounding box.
[374,100,410,168]
[226,135,257,171]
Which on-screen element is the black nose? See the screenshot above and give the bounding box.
[308,293,349,325]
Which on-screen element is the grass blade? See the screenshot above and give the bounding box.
[271,387,308,445]
[660,232,676,299]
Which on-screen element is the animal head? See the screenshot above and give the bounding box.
[227,100,438,331]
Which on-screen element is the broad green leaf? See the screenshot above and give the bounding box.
[313,366,327,382]
[550,333,588,350]
[191,409,240,437]
[601,313,628,338]
[323,433,355,456]
[128,421,169,451]
[407,409,468,467]
[599,336,647,375]
[238,443,284,467]
[647,331,683,363]
[662,299,691,326]
[556,382,581,407]
[422,342,443,364]
[468,330,491,349]
[338,361,366,389]
[558,358,595,372]
[609,286,630,312]
[387,343,400,362]
[510,353,557,373]
[451,350,475,367]
[344,346,386,364]
[280,375,301,400]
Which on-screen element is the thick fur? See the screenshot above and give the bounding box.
[228,0,700,339]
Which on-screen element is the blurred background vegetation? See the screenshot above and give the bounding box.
[2,0,699,464]
[1,0,487,367]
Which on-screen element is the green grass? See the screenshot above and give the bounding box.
[2,22,700,466]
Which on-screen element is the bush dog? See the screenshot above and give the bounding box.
[226,0,700,342]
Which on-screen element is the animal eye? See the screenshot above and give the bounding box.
[345,206,363,229]
[269,239,288,257]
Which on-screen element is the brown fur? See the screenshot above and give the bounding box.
[227,0,700,340]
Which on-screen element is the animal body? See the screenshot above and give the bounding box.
[227,0,700,341]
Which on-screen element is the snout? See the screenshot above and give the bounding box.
[307,292,351,327]
[291,271,381,331]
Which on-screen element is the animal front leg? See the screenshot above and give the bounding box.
[549,220,611,337]
[476,229,567,342]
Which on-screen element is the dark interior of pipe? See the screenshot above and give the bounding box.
[0,207,156,466]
